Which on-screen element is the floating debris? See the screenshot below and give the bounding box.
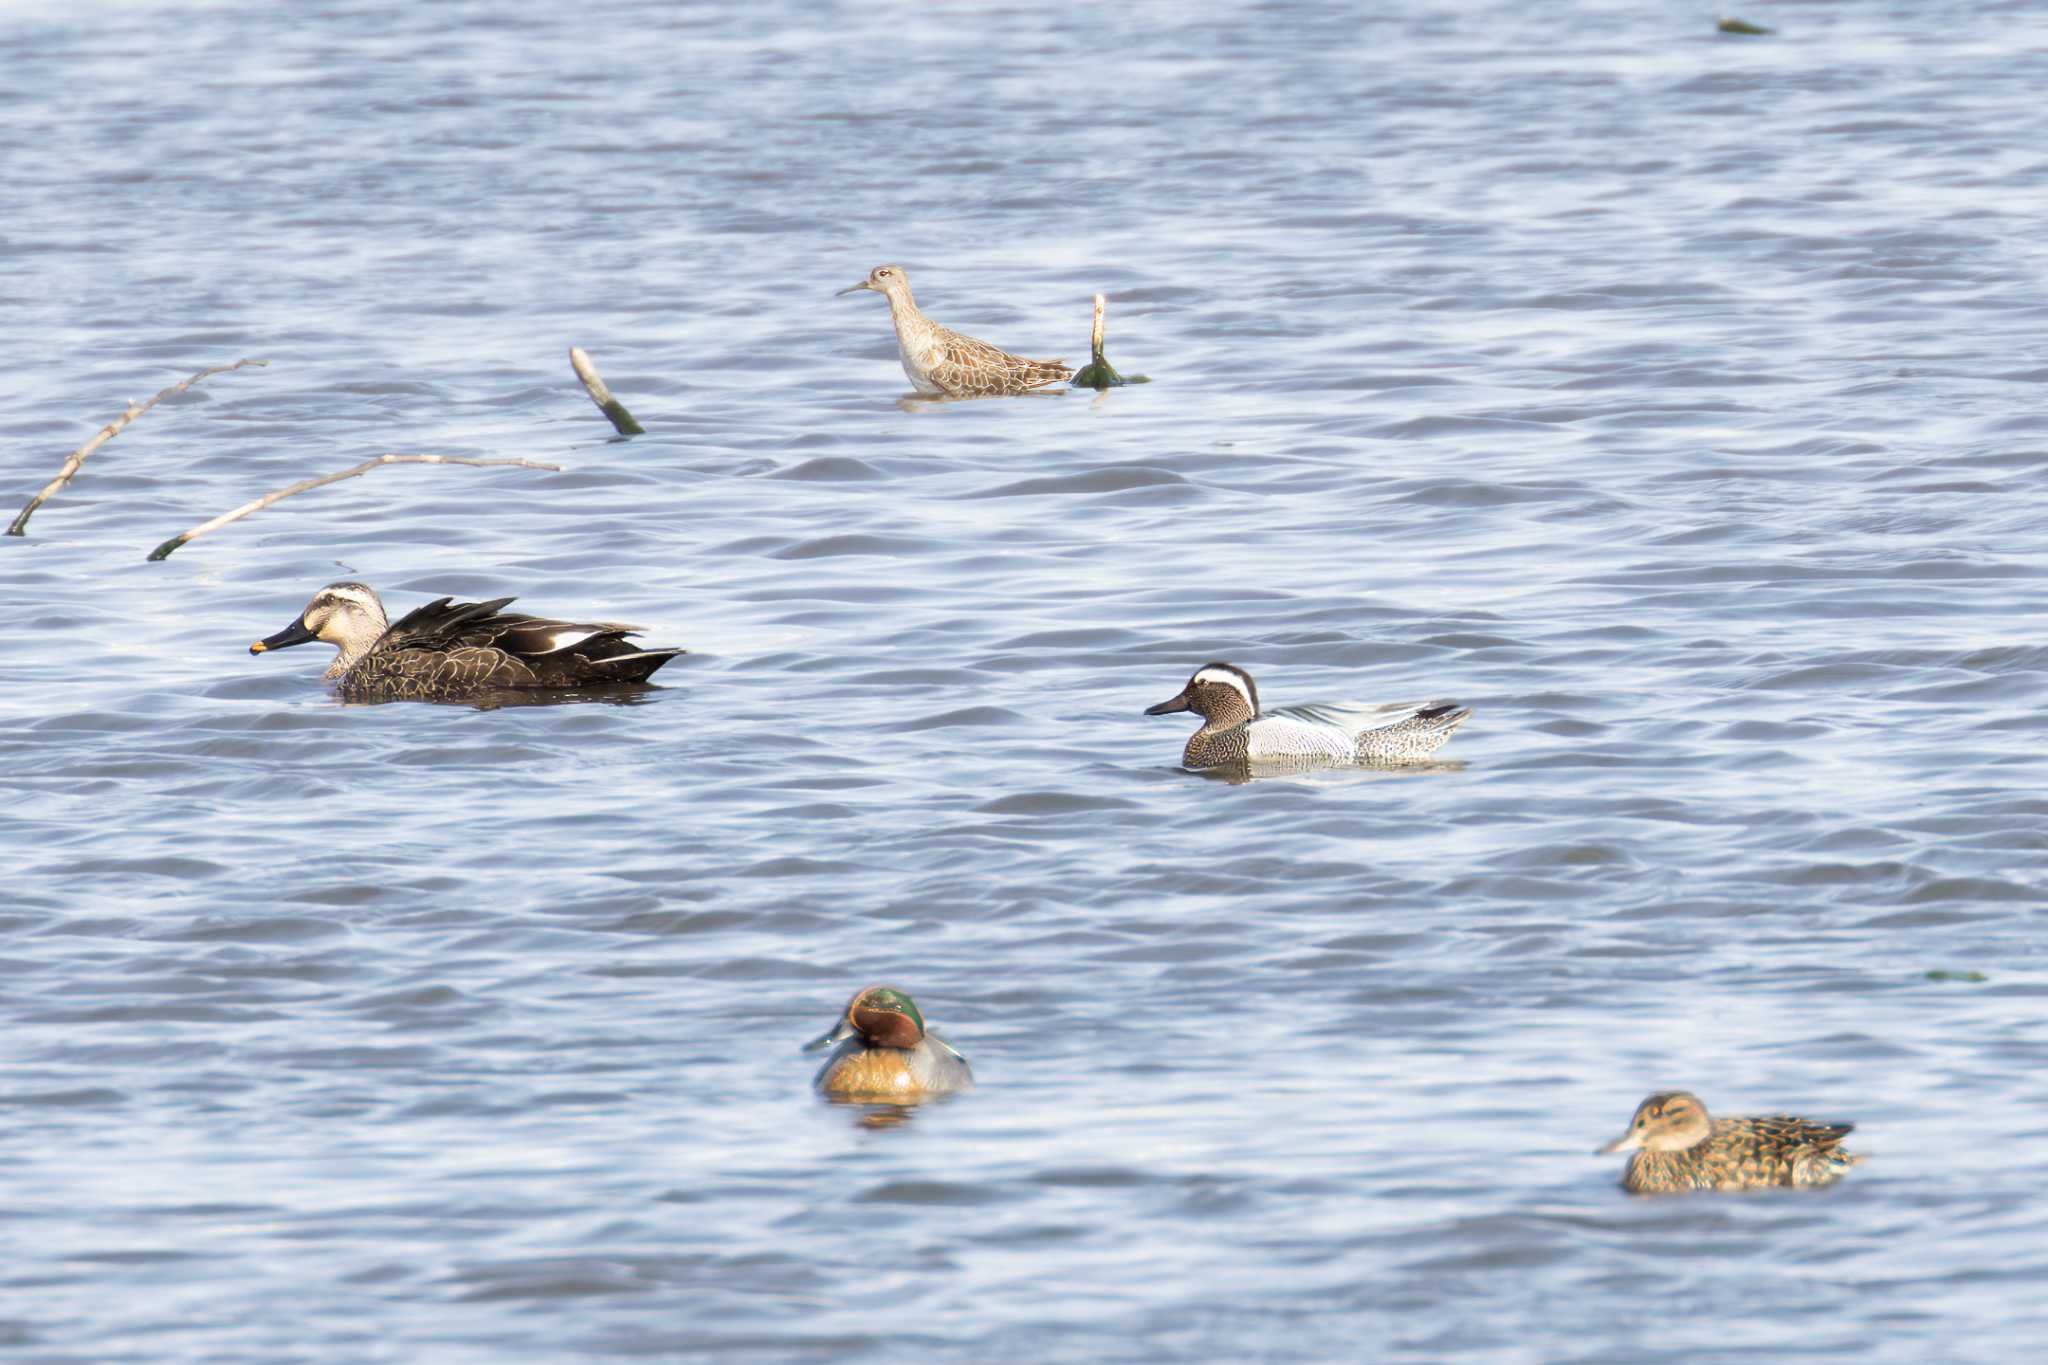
[1924,970,1989,983]
[1717,16,1774,35]
[570,346,644,435]
[1069,294,1151,390]
[147,454,563,561]
[9,358,268,537]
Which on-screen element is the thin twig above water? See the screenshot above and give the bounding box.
[146,453,564,561]
[9,358,269,537]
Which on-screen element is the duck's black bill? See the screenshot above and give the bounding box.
[1144,694,1191,716]
[250,618,318,655]
[802,1020,855,1054]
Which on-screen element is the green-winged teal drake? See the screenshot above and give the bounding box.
[804,986,973,1099]
[1599,1091,1865,1194]
[250,581,684,701]
[836,264,1072,398]
[1144,662,1470,769]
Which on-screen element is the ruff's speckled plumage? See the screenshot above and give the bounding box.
[250,581,683,701]
[1599,1091,1865,1194]
[1144,662,1469,769]
[804,985,973,1099]
[837,264,1072,397]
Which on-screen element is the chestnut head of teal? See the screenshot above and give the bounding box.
[805,985,928,1053]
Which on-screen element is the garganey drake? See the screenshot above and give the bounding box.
[250,581,684,701]
[1599,1091,1866,1194]
[804,985,973,1100]
[836,264,1073,398]
[1143,662,1470,769]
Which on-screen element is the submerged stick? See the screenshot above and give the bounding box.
[570,346,645,435]
[146,454,563,561]
[1716,16,1773,34]
[9,358,269,537]
[1069,293,1151,390]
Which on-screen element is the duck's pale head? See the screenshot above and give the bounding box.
[1599,1091,1713,1154]
[803,985,928,1053]
[835,263,914,306]
[1144,662,1260,726]
[250,581,389,667]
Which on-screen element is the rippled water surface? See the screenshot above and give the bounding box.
[4,1,2047,1359]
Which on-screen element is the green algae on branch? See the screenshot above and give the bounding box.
[570,346,645,435]
[1924,970,1988,983]
[1717,17,1774,35]
[1070,293,1152,390]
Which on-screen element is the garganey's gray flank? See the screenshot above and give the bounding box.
[1144,662,1470,769]
[1598,1091,1865,1194]
[803,986,974,1099]
[250,581,683,700]
[836,264,1072,398]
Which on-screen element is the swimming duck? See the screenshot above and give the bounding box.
[1143,662,1470,768]
[836,264,1073,398]
[250,581,684,701]
[803,985,973,1099]
[1598,1091,1865,1194]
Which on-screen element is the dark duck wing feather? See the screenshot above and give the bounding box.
[350,596,683,697]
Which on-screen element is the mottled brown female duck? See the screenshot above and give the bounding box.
[836,264,1072,398]
[1599,1091,1865,1194]
[1144,662,1470,769]
[803,986,973,1100]
[250,581,683,701]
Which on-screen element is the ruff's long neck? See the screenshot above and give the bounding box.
[882,283,925,326]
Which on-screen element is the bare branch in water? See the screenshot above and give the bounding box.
[146,454,564,561]
[570,346,645,435]
[9,358,270,537]
[1070,294,1150,389]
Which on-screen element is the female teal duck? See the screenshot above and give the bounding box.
[1599,1091,1865,1194]
[250,581,683,701]
[804,986,973,1099]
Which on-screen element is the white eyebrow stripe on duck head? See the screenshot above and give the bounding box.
[1191,664,1257,713]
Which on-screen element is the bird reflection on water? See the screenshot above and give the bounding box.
[1190,758,1470,787]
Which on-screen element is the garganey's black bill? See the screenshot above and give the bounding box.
[802,1018,858,1053]
[1144,690,1192,716]
[834,280,872,297]
[1597,1129,1642,1155]
[251,617,319,655]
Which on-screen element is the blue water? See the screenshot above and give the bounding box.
[3,2,2046,1359]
